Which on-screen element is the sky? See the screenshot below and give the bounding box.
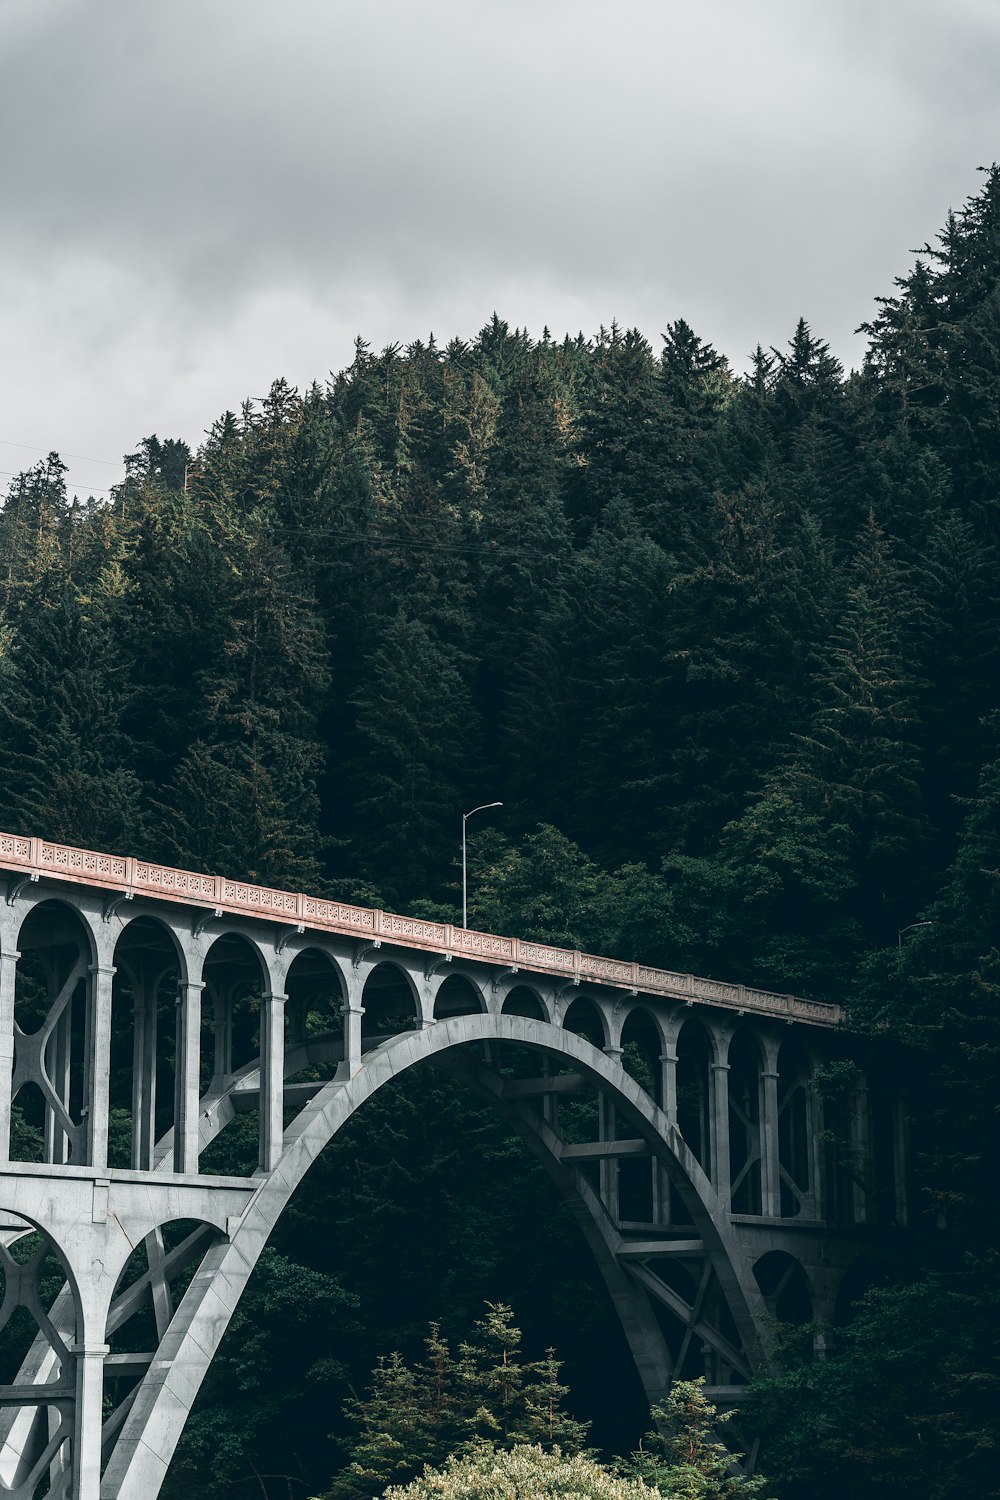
[1,0,999,498]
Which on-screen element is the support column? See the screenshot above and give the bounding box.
[760,1035,781,1219]
[850,1071,870,1225]
[339,976,365,1078]
[71,1342,109,1500]
[85,964,115,1171]
[659,1044,678,1125]
[174,980,204,1175]
[259,990,286,1173]
[600,1046,622,1221]
[0,943,19,1162]
[710,1056,731,1208]
[132,979,158,1171]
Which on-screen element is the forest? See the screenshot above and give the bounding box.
[1,169,999,1499]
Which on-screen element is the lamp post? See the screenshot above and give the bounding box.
[462,802,502,930]
[898,920,932,948]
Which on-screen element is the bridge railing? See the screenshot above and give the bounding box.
[0,831,840,1027]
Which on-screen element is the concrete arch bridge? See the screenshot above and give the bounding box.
[0,834,909,1500]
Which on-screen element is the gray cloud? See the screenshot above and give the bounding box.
[1,0,999,490]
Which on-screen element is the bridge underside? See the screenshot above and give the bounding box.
[0,843,908,1500]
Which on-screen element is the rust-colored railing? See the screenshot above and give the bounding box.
[0,832,840,1027]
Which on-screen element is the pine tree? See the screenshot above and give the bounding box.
[0,573,145,851]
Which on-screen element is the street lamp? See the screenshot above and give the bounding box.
[898,920,933,948]
[462,802,502,929]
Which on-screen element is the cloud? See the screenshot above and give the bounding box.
[0,0,998,486]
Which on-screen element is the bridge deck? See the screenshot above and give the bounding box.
[0,830,839,1027]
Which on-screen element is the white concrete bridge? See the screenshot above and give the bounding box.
[0,832,907,1499]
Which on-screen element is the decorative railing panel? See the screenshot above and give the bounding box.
[0,832,840,1027]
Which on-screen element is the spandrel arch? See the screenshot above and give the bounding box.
[102,1013,769,1500]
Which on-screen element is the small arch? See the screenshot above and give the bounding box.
[433,973,485,1021]
[11,901,94,1165]
[203,932,269,1082]
[0,1219,80,1494]
[753,1251,813,1325]
[104,1217,219,1439]
[777,1036,812,1217]
[728,1030,763,1215]
[361,961,420,1046]
[617,1008,665,1224]
[283,947,346,1052]
[562,995,608,1050]
[500,985,547,1021]
[675,1018,712,1170]
[109,917,183,1170]
[620,1007,662,1106]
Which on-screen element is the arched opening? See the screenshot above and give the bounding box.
[639,1253,746,1389]
[198,934,269,1178]
[728,1031,763,1216]
[109,917,182,1170]
[777,1037,811,1218]
[501,986,546,1021]
[103,1217,219,1469]
[284,948,346,1086]
[675,1019,711,1170]
[433,974,484,1020]
[559,999,608,1167]
[203,932,268,1083]
[753,1251,813,1325]
[0,1224,78,1493]
[361,962,419,1047]
[11,901,93,1165]
[562,996,607,1050]
[618,1008,664,1225]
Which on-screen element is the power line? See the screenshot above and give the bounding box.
[0,437,125,468]
[0,468,116,495]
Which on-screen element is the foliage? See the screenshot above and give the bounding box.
[376,1442,659,1500]
[621,1381,771,1499]
[320,1304,589,1500]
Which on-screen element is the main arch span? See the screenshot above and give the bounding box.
[0,833,909,1500]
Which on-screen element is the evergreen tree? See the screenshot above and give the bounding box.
[322,1305,589,1500]
[0,574,145,851]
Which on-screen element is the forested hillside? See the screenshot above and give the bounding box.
[2,171,1000,1499]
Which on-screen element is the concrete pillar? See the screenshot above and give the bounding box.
[174,981,205,1175]
[0,943,17,1162]
[659,1044,678,1125]
[132,979,158,1172]
[258,991,286,1173]
[760,1035,781,1219]
[710,1052,732,1208]
[851,1072,870,1225]
[340,975,365,1078]
[85,964,115,1171]
[600,1046,622,1220]
[71,1342,109,1500]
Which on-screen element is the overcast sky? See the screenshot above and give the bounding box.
[1,0,998,497]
